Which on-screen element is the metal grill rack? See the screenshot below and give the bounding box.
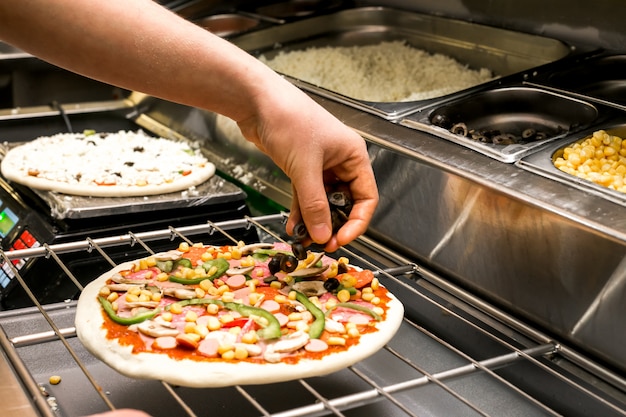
[0,213,624,417]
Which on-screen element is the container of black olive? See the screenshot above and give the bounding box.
[400,86,600,163]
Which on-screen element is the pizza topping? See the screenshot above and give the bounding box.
[95,241,393,364]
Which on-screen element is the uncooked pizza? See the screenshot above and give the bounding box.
[0,130,215,197]
[75,241,404,387]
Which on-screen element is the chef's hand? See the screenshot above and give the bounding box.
[237,80,378,252]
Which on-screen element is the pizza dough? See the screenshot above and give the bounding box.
[75,243,404,387]
[1,130,215,197]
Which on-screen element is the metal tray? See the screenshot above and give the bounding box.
[231,7,572,120]
[401,86,600,163]
[528,52,626,107]
[518,121,626,207]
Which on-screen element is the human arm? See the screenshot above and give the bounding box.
[0,0,378,250]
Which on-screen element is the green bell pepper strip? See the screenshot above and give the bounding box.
[163,298,282,340]
[168,258,229,285]
[98,296,159,325]
[325,302,382,321]
[294,290,325,339]
[223,302,282,340]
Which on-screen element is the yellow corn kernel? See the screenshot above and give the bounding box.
[49,375,62,385]
[288,290,297,301]
[217,343,234,355]
[370,296,381,305]
[234,346,249,360]
[295,322,309,332]
[248,292,263,306]
[206,303,220,315]
[270,281,282,289]
[139,259,149,270]
[327,336,346,346]
[184,322,196,333]
[107,292,119,302]
[326,262,338,279]
[361,292,375,302]
[220,314,235,324]
[221,349,236,361]
[194,324,209,339]
[178,242,190,252]
[199,279,214,291]
[240,256,255,268]
[341,274,357,288]
[371,277,380,291]
[221,292,235,303]
[98,287,111,297]
[156,272,169,282]
[347,327,360,338]
[200,251,213,262]
[184,333,201,343]
[274,294,288,304]
[125,293,139,303]
[138,293,151,302]
[230,248,243,260]
[111,301,119,312]
[185,311,198,322]
[229,327,241,335]
[337,289,351,303]
[169,303,183,314]
[217,284,230,295]
[207,316,222,331]
[255,268,264,278]
[127,286,141,296]
[288,312,303,321]
[373,307,384,317]
[160,312,173,322]
[192,242,204,248]
[241,331,258,344]
[194,267,206,277]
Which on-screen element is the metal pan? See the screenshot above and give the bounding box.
[231,7,572,120]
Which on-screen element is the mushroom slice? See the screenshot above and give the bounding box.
[304,252,325,268]
[292,280,327,297]
[109,274,151,285]
[106,283,146,292]
[288,265,329,279]
[137,320,180,338]
[125,301,160,309]
[267,331,310,353]
[152,250,184,262]
[241,243,274,254]
[226,265,255,276]
[163,288,197,300]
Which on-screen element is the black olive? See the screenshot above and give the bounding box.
[268,255,283,275]
[328,191,350,209]
[280,254,298,273]
[323,278,340,292]
[292,222,309,241]
[451,122,469,137]
[431,113,452,129]
[291,242,307,260]
[522,128,536,140]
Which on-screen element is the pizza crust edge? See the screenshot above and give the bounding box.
[75,260,405,387]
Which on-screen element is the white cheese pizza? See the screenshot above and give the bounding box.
[75,241,404,387]
[0,130,215,197]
